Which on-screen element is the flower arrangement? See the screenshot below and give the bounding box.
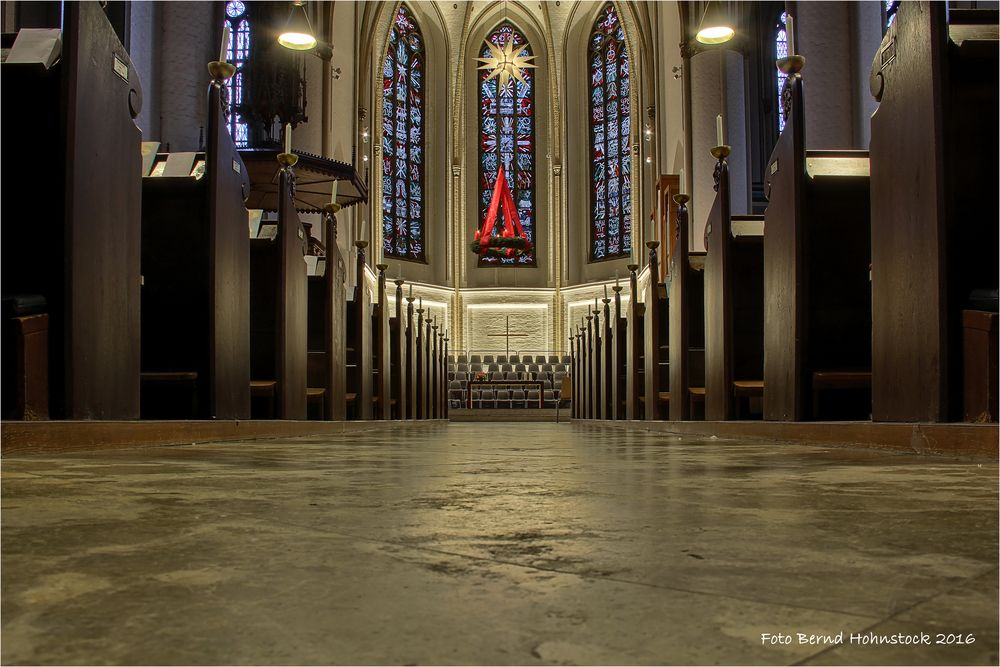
[474,371,488,382]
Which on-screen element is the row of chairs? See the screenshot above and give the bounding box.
[450,386,562,408]
[449,370,568,389]
[450,363,569,375]
[450,354,571,366]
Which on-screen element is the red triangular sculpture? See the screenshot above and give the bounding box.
[476,165,529,254]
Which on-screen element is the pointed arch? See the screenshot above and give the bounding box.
[477,22,537,267]
[381,4,426,262]
[223,0,251,148]
[588,2,632,261]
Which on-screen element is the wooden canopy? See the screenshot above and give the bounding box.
[239,149,368,213]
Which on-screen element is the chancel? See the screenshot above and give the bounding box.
[1,1,997,665]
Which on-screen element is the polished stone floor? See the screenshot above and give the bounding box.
[2,422,997,666]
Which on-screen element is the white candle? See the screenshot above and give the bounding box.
[419,297,423,310]
[604,284,609,300]
[330,179,338,204]
[283,123,292,154]
[716,114,724,146]
[220,25,230,63]
[615,271,620,288]
[679,168,685,195]
[786,15,795,57]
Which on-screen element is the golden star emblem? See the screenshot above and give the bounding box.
[476,37,536,88]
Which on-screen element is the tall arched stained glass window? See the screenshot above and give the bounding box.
[224,0,250,148]
[589,4,632,262]
[775,11,788,133]
[382,5,426,262]
[479,23,536,266]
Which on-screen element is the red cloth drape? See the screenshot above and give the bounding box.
[478,165,527,252]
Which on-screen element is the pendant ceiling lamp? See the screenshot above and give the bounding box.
[695,1,735,45]
[278,1,317,51]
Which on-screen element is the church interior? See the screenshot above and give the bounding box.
[1,0,998,664]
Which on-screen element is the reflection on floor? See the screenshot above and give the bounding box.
[3,423,997,665]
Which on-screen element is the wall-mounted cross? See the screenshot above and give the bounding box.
[487,315,528,357]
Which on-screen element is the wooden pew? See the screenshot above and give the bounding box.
[390,280,407,419]
[305,207,347,420]
[405,297,418,419]
[430,319,440,419]
[140,77,251,419]
[704,157,765,421]
[590,302,604,419]
[643,246,669,421]
[764,65,872,421]
[609,286,627,420]
[625,265,646,420]
[1,1,142,419]
[442,330,450,419]
[570,332,580,419]
[346,243,373,419]
[668,197,707,421]
[869,1,999,422]
[599,296,614,419]
[249,166,308,419]
[372,265,391,420]
[415,305,428,419]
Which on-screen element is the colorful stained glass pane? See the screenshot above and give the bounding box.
[776,12,788,133]
[479,23,536,266]
[223,3,250,148]
[589,4,632,260]
[382,5,426,261]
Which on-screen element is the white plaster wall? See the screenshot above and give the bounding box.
[724,49,748,215]
[689,48,724,252]
[159,2,215,151]
[796,1,854,149]
[658,2,686,191]
[851,1,883,149]
[129,0,160,139]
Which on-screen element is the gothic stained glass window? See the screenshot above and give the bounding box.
[381,5,426,261]
[224,0,250,148]
[589,4,632,261]
[775,12,788,133]
[479,23,536,266]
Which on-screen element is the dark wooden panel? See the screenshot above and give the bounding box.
[346,247,372,419]
[277,170,308,419]
[405,302,417,419]
[625,266,645,420]
[390,281,406,419]
[1,3,142,419]
[63,2,142,419]
[704,164,731,421]
[610,291,627,420]
[704,162,765,422]
[600,299,613,419]
[206,82,251,419]
[325,216,347,421]
[870,1,998,421]
[373,267,391,420]
[668,205,706,420]
[643,247,668,421]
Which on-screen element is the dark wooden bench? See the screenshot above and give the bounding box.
[1,2,142,419]
[869,1,998,422]
[704,156,765,421]
[248,166,308,419]
[625,265,646,420]
[668,196,706,421]
[345,243,373,420]
[763,63,872,421]
[140,79,251,420]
